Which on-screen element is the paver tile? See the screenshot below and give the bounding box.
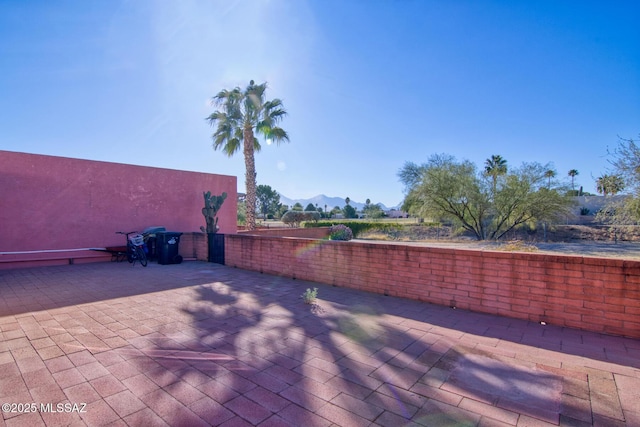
[218,416,254,427]
[189,397,235,425]
[164,380,207,406]
[105,360,139,381]
[224,395,272,425]
[330,392,384,421]
[365,389,419,419]
[14,355,46,373]
[63,382,101,405]
[459,397,520,425]
[197,378,240,403]
[122,408,169,427]
[76,361,110,381]
[28,384,67,404]
[0,375,29,398]
[373,410,423,427]
[138,389,181,418]
[257,414,297,427]
[279,384,328,412]
[104,390,146,418]
[52,368,85,389]
[244,387,290,412]
[89,375,127,398]
[79,399,119,426]
[121,373,160,397]
[67,351,96,367]
[277,403,332,427]
[44,355,73,374]
[22,368,57,389]
[3,412,45,427]
[315,402,370,427]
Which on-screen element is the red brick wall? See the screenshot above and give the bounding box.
[225,235,640,339]
[178,233,208,261]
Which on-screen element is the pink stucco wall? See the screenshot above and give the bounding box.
[0,151,236,268]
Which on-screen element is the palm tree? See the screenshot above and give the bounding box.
[207,80,288,230]
[544,169,556,188]
[596,174,625,196]
[484,155,508,195]
[568,169,579,192]
[345,197,351,206]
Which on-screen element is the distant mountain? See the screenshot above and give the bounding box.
[278,194,393,211]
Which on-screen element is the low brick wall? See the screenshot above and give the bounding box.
[225,234,640,339]
[178,233,208,261]
[0,250,113,269]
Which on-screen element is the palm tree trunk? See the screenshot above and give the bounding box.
[243,125,257,230]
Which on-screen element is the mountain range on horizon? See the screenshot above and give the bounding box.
[278,194,399,211]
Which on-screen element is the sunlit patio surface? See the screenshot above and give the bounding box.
[0,262,639,427]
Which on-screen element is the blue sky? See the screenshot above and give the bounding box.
[1,1,638,208]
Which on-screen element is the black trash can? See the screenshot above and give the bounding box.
[143,226,166,261]
[156,231,183,265]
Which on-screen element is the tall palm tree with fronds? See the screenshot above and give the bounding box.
[484,155,508,195]
[568,169,579,192]
[207,80,289,230]
[544,169,556,188]
[596,174,625,196]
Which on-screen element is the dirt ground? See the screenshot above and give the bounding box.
[358,224,640,260]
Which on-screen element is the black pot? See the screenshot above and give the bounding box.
[207,233,225,264]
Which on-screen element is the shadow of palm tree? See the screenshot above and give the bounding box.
[141,264,584,426]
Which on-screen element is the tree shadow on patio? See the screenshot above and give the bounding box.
[138,266,581,426]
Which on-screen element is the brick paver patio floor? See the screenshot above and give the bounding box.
[0,261,639,426]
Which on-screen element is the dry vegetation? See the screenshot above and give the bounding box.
[359,223,640,243]
[358,223,640,259]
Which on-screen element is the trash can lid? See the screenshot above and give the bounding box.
[143,226,166,234]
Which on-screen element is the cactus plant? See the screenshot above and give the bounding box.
[200,191,227,233]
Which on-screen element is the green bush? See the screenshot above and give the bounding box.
[306,220,443,238]
[305,221,405,237]
[329,224,353,240]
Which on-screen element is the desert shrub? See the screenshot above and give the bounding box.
[305,221,369,237]
[329,224,353,241]
[281,210,320,227]
[495,240,539,252]
[305,221,417,237]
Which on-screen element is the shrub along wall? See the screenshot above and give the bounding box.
[239,227,330,239]
[225,234,640,339]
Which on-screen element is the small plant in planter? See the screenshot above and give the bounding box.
[201,191,227,233]
[201,191,227,263]
[329,224,353,241]
[301,287,318,304]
